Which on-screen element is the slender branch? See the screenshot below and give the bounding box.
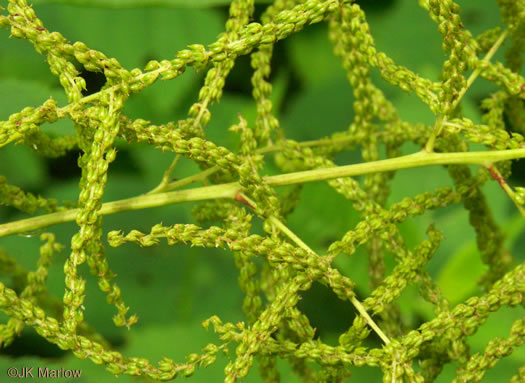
[424,29,509,152]
[424,114,446,154]
[241,193,391,345]
[487,165,525,218]
[256,134,356,154]
[271,213,391,345]
[1,148,525,238]
[453,29,509,111]
[147,154,181,195]
[160,166,221,193]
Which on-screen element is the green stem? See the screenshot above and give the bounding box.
[1,148,525,238]
[0,183,239,238]
[159,136,356,193]
[264,148,525,186]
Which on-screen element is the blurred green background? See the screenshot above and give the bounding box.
[0,0,524,381]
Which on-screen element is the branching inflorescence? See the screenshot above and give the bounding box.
[1,0,525,382]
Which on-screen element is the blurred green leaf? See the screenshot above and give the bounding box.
[0,145,47,191]
[287,181,361,256]
[436,209,523,305]
[33,5,224,69]
[30,0,272,7]
[287,23,344,89]
[0,78,62,117]
[281,76,354,142]
[0,78,74,138]
[0,36,54,86]
[436,239,485,304]
[366,1,443,77]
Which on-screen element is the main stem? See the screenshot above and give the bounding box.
[1,148,525,238]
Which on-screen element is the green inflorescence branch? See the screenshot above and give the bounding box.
[1,0,525,382]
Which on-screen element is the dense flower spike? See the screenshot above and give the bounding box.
[177,0,254,139]
[0,176,70,214]
[1,0,525,381]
